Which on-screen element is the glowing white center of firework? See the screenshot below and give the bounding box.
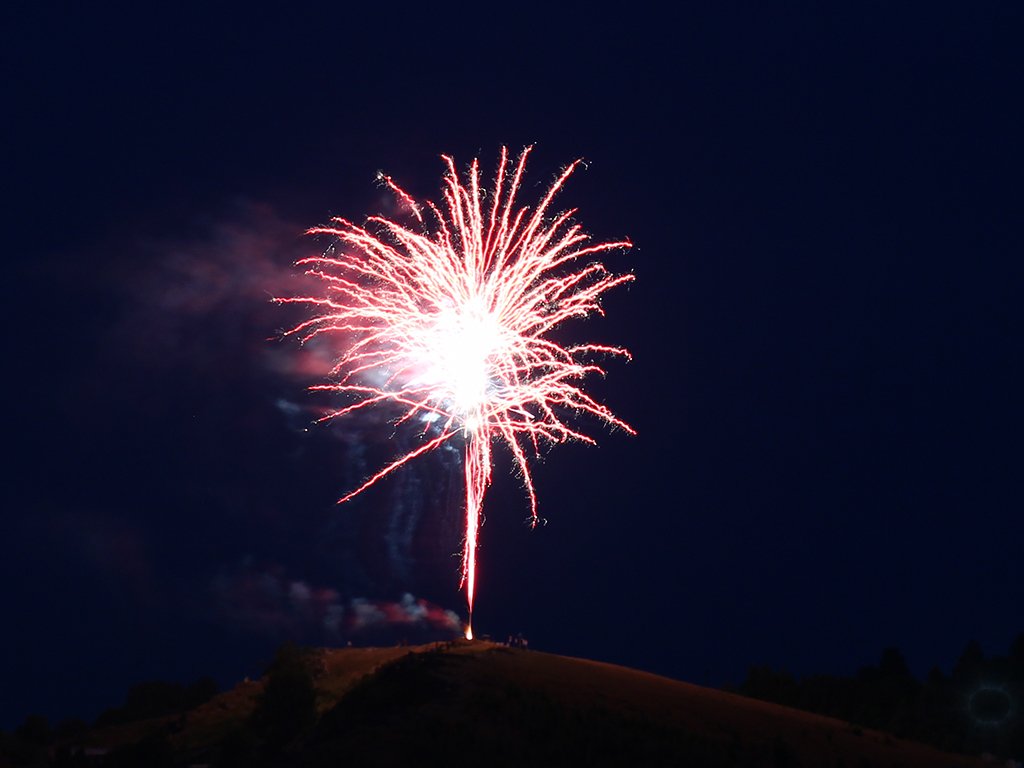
[411,297,503,431]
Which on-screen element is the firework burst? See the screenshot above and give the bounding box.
[278,147,634,638]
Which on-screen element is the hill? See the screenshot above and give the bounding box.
[45,640,995,767]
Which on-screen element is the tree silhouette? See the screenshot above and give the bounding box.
[738,633,1024,762]
[953,640,985,682]
[250,642,318,752]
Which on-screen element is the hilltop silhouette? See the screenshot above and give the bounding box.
[1,640,1003,767]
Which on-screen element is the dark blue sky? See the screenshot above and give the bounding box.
[3,3,1022,729]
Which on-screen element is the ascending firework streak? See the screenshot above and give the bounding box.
[277,147,634,639]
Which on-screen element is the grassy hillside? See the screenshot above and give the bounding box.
[51,641,993,767]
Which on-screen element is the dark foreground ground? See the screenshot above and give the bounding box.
[5,641,999,767]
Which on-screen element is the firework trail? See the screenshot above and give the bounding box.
[278,147,634,638]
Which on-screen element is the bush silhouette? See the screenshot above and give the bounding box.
[95,676,220,727]
[250,642,317,751]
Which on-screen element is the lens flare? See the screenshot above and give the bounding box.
[277,147,634,637]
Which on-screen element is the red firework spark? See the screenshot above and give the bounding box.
[277,147,634,638]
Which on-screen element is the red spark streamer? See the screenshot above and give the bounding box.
[277,147,634,639]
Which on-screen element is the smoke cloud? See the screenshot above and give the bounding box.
[211,562,462,645]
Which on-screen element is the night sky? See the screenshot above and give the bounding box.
[3,4,1022,730]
